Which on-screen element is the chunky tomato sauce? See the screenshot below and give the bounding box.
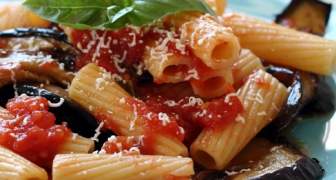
[71,28,145,73]
[127,97,185,154]
[102,136,143,154]
[70,26,214,83]
[0,95,70,167]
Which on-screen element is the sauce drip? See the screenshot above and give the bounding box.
[0,95,70,167]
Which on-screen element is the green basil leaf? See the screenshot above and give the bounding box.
[23,0,215,30]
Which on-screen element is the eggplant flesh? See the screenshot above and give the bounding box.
[275,0,332,36]
[0,28,78,71]
[0,51,74,88]
[193,138,324,180]
[0,84,113,149]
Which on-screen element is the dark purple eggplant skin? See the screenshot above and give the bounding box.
[193,158,324,180]
[252,158,324,180]
[0,84,113,149]
[262,66,306,134]
[275,0,332,36]
[193,171,227,180]
[0,28,67,42]
[302,76,336,114]
[193,138,324,180]
[0,28,78,71]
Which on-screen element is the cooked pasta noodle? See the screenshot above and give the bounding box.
[59,134,95,154]
[190,68,233,98]
[220,13,336,75]
[205,0,227,15]
[0,3,50,30]
[52,154,194,180]
[181,15,240,70]
[69,63,188,156]
[144,43,192,84]
[191,70,288,169]
[233,49,264,88]
[0,146,48,180]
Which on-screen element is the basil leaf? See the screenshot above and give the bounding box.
[23,0,214,29]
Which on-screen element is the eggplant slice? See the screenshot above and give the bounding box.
[261,66,317,135]
[0,51,74,88]
[0,84,113,149]
[0,28,79,71]
[275,0,332,36]
[193,138,324,180]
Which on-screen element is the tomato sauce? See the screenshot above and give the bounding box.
[102,136,143,154]
[0,95,70,168]
[70,26,210,83]
[126,97,185,154]
[194,96,244,130]
[71,27,145,73]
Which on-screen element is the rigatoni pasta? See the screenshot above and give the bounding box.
[191,70,288,169]
[190,68,233,98]
[181,14,240,70]
[205,0,227,15]
[220,13,336,75]
[52,154,194,180]
[0,146,48,180]
[59,134,95,154]
[144,41,192,84]
[68,63,188,156]
[233,49,264,88]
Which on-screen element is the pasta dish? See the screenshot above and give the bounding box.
[0,0,334,179]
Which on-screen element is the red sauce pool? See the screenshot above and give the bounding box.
[0,95,70,168]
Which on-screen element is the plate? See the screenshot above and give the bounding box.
[228,0,336,179]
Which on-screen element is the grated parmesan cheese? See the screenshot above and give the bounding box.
[158,112,170,126]
[182,97,204,107]
[91,122,104,142]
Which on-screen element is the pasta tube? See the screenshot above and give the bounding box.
[68,63,188,156]
[221,13,336,75]
[190,68,233,98]
[144,43,192,84]
[181,15,240,70]
[59,134,95,154]
[191,70,288,170]
[233,49,264,88]
[0,146,48,180]
[205,0,227,15]
[52,154,194,180]
[0,3,50,30]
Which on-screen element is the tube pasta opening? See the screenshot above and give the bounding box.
[191,69,233,98]
[193,150,217,169]
[163,64,189,77]
[181,15,240,70]
[211,42,232,61]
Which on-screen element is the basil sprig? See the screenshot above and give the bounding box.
[23,0,214,29]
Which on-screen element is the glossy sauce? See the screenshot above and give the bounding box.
[127,97,185,154]
[0,95,70,167]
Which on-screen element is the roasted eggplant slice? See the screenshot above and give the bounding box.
[262,66,317,134]
[0,28,67,41]
[193,138,324,180]
[0,51,74,88]
[275,0,332,36]
[0,84,113,149]
[302,76,336,113]
[0,28,79,71]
